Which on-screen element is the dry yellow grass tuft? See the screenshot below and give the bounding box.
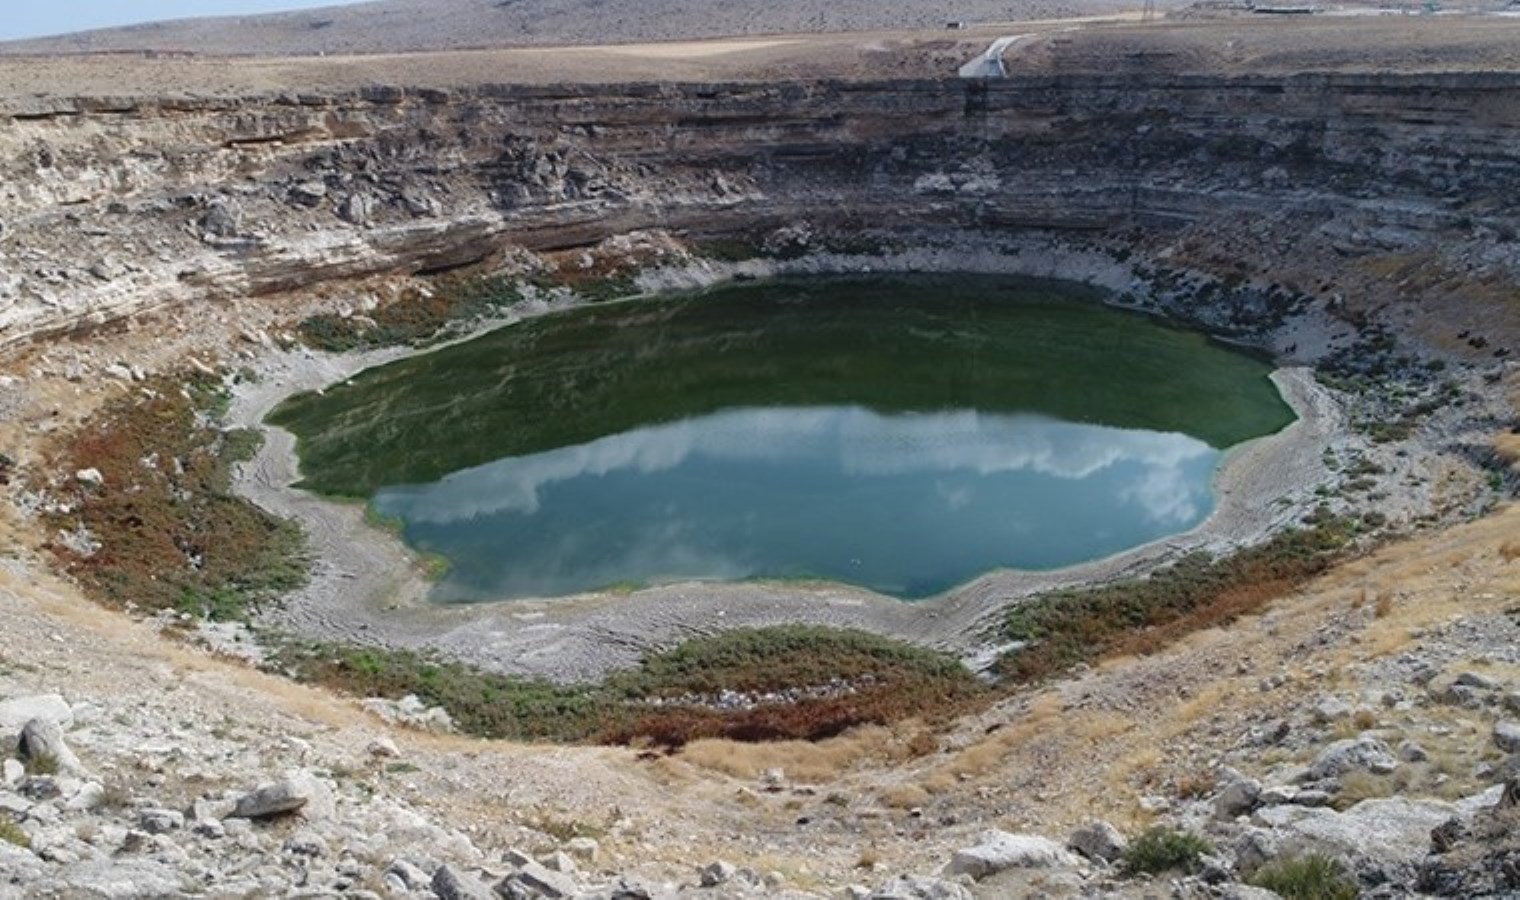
[678,725,900,782]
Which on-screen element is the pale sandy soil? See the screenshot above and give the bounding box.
[1,14,1519,103]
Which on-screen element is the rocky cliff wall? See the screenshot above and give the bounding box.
[2,73,1518,348]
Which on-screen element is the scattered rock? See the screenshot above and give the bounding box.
[1399,740,1430,762]
[199,200,242,238]
[18,718,83,774]
[229,772,330,819]
[944,830,1077,879]
[1068,819,1127,862]
[699,861,737,887]
[432,863,496,900]
[868,875,974,900]
[1215,773,1262,819]
[1312,695,1353,723]
[289,181,328,207]
[504,860,579,898]
[564,836,600,864]
[137,808,184,834]
[74,468,104,488]
[1454,671,1501,690]
[1306,737,1399,780]
[1493,721,1520,754]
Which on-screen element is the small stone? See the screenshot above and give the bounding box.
[1454,672,1500,690]
[289,181,328,206]
[508,860,578,898]
[564,836,599,864]
[1215,775,1262,819]
[74,468,104,488]
[137,808,184,834]
[384,859,429,891]
[432,863,495,900]
[230,778,311,819]
[283,828,328,857]
[1494,722,1520,754]
[1399,740,1430,763]
[1313,696,1353,724]
[541,850,577,874]
[366,737,400,758]
[1,759,22,787]
[700,861,737,887]
[1068,820,1127,862]
[1259,785,1298,806]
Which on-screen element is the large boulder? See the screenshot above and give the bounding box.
[0,695,72,733]
[1256,796,1457,883]
[1305,737,1398,780]
[944,830,1078,879]
[229,771,332,820]
[1068,820,1128,863]
[17,718,83,775]
[1215,774,1263,819]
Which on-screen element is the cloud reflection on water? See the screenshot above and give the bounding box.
[377,406,1214,527]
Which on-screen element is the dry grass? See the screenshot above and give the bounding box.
[1174,771,1216,800]
[1373,589,1394,618]
[1500,539,1520,564]
[880,784,931,809]
[678,725,899,782]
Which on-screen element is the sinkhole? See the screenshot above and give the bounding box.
[269,274,1295,601]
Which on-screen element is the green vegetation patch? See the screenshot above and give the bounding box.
[45,373,307,621]
[272,274,1294,497]
[998,518,1358,682]
[0,817,29,849]
[271,625,986,747]
[1250,854,1360,900]
[1122,827,1213,876]
[298,276,525,352]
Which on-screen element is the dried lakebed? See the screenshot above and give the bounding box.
[235,273,1336,681]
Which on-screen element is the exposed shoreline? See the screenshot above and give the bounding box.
[226,256,1349,683]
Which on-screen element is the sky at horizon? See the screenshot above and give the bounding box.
[1,1,371,41]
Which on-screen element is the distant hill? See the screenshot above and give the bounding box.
[0,0,1149,56]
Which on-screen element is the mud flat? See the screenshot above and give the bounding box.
[229,256,1345,683]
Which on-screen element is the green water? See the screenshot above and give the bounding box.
[270,274,1294,600]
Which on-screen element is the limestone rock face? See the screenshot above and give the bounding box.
[3,74,1519,353]
[1255,796,1457,882]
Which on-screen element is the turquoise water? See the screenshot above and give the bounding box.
[274,275,1292,601]
[372,407,1221,600]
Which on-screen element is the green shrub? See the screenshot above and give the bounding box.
[1250,854,1359,900]
[1121,827,1213,876]
[0,817,28,849]
[23,753,59,777]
